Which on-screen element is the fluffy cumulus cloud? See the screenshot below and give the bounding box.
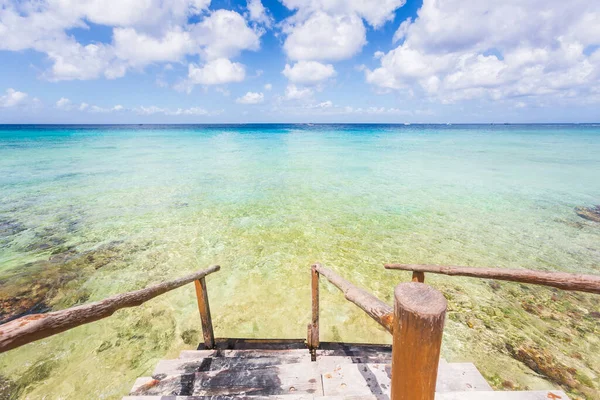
[282,0,406,29]
[0,88,28,107]
[236,92,265,104]
[192,10,261,61]
[281,0,405,63]
[0,0,261,83]
[366,0,600,104]
[283,12,366,62]
[246,0,273,27]
[278,0,405,102]
[188,58,246,85]
[282,61,336,84]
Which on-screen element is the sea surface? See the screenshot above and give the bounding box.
[0,124,599,399]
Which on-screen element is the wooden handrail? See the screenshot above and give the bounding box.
[314,264,393,334]
[385,263,600,294]
[0,265,220,353]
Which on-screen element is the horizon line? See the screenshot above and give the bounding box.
[1,122,600,126]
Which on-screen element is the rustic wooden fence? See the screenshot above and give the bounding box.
[0,265,220,353]
[309,262,600,400]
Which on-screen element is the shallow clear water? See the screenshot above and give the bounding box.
[0,124,599,399]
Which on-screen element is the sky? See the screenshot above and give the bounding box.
[0,0,599,124]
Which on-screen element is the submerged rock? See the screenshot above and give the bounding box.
[0,219,26,238]
[506,342,578,389]
[575,205,600,223]
[25,236,67,252]
[0,240,131,324]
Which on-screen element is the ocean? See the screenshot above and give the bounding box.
[1,124,599,398]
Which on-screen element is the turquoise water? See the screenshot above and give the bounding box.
[0,124,599,399]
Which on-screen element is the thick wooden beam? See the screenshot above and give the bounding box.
[391,282,447,400]
[0,265,220,353]
[195,277,215,349]
[315,265,393,334]
[385,263,600,295]
[307,263,320,353]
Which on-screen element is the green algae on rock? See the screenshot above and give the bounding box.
[0,240,139,324]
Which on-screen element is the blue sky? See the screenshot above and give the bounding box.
[1,0,599,123]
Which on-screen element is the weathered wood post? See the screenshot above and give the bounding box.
[307,263,320,359]
[391,282,447,400]
[412,271,425,283]
[194,277,215,349]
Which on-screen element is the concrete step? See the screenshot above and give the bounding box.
[132,360,491,397]
[124,390,570,399]
[316,345,391,364]
[318,362,491,397]
[435,390,569,399]
[180,349,310,360]
[436,362,492,392]
[192,362,323,396]
[154,355,312,377]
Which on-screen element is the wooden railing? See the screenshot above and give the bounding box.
[0,265,220,353]
[308,263,447,400]
[309,262,600,400]
[308,263,394,341]
[384,263,600,294]
[381,262,600,400]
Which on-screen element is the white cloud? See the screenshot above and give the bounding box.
[247,0,273,27]
[264,83,273,91]
[282,61,336,84]
[113,28,194,66]
[275,99,415,117]
[365,0,600,104]
[89,104,125,113]
[56,97,72,110]
[281,0,405,28]
[392,18,411,43]
[56,99,105,112]
[307,100,333,108]
[283,12,366,61]
[236,91,265,104]
[58,0,211,28]
[0,2,259,82]
[284,84,313,100]
[188,58,246,85]
[135,105,216,116]
[0,88,28,107]
[280,0,405,65]
[192,9,261,61]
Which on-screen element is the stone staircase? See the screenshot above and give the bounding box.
[123,343,569,400]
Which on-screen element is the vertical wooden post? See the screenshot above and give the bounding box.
[391,282,447,400]
[412,271,425,283]
[307,263,320,359]
[194,277,215,349]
